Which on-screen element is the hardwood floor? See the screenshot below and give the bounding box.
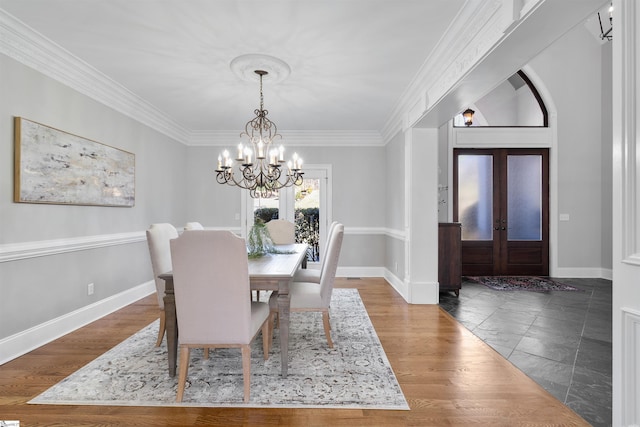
[0,278,590,426]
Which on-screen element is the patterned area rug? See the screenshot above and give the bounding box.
[465,276,582,292]
[29,288,408,409]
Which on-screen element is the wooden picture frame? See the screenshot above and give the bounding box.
[14,117,135,207]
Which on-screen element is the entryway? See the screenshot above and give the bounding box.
[453,148,549,276]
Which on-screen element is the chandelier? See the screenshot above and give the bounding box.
[215,69,303,199]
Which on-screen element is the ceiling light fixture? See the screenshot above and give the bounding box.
[215,69,303,199]
[598,2,613,41]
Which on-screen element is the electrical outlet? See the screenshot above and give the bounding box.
[87,283,94,295]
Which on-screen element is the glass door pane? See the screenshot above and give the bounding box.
[294,178,320,261]
[458,155,494,240]
[252,193,280,224]
[507,155,542,240]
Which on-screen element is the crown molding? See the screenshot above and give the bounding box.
[381,0,524,141]
[187,130,385,147]
[0,9,190,144]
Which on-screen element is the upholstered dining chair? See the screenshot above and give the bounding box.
[265,219,295,244]
[146,223,179,347]
[293,221,339,284]
[170,230,270,403]
[184,222,204,230]
[269,223,344,349]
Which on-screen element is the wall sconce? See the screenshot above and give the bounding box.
[463,108,475,126]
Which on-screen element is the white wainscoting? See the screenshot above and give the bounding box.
[622,307,640,426]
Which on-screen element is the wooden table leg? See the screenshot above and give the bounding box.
[277,283,290,378]
[163,277,178,377]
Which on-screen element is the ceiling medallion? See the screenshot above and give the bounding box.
[230,54,291,84]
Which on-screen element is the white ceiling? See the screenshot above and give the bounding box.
[0,0,467,133]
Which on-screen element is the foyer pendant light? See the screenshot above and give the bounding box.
[463,108,475,126]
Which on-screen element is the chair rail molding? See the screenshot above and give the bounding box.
[0,231,146,263]
[345,226,406,240]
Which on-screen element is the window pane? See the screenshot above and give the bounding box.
[253,194,279,223]
[458,155,493,240]
[294,178,320,261]
[507,155,542,240]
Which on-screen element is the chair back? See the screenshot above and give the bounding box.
[265,219,295,244]
[322,221,339,265]
[146,223,179,309]
[170,230,252,345]
[319,223,344,306]
[184,222,204,230]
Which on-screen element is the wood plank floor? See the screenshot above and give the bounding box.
[0,278,590,426]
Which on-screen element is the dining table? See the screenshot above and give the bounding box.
[159,243,307,378]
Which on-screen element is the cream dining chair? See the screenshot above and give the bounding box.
[269,223,344,348]
[265,219,295,244]
[170,230,270,403]
[293,221,339,284]
[145,223,179,347]
[184,222,204,230]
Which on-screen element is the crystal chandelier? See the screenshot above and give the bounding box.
[215,69,303,198]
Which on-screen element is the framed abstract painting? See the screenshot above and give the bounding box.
[14,117,135,207]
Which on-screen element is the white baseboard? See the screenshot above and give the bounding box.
[384,269,408,302]
[336,266,386,278]
[408,281,440,304]
[552,267,612,280]
[0,281,156,366]
[382,269,439,304]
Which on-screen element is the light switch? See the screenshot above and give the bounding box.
[559,214,570,221]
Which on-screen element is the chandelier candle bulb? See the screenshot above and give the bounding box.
[217,155,222,170]
[257,140,265,158]
[237,143,243,160]
[279,145,284,161]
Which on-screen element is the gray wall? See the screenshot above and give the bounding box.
[0,54,188,339]
[600,41,613,270]
[384,131,405,279]
[529,24,610,270]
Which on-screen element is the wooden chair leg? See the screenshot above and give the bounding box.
[241,345,251,403]
[156,310,166,347]
[204,348,209,359]
[176,346,190,402]
[322,311,334,348]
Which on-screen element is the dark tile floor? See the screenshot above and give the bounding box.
[439,277,612,427]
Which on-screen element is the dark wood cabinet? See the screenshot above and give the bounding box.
[438,222,462,296]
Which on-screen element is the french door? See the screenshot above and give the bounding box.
[453,148,549,276]
[245,165,330,265]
